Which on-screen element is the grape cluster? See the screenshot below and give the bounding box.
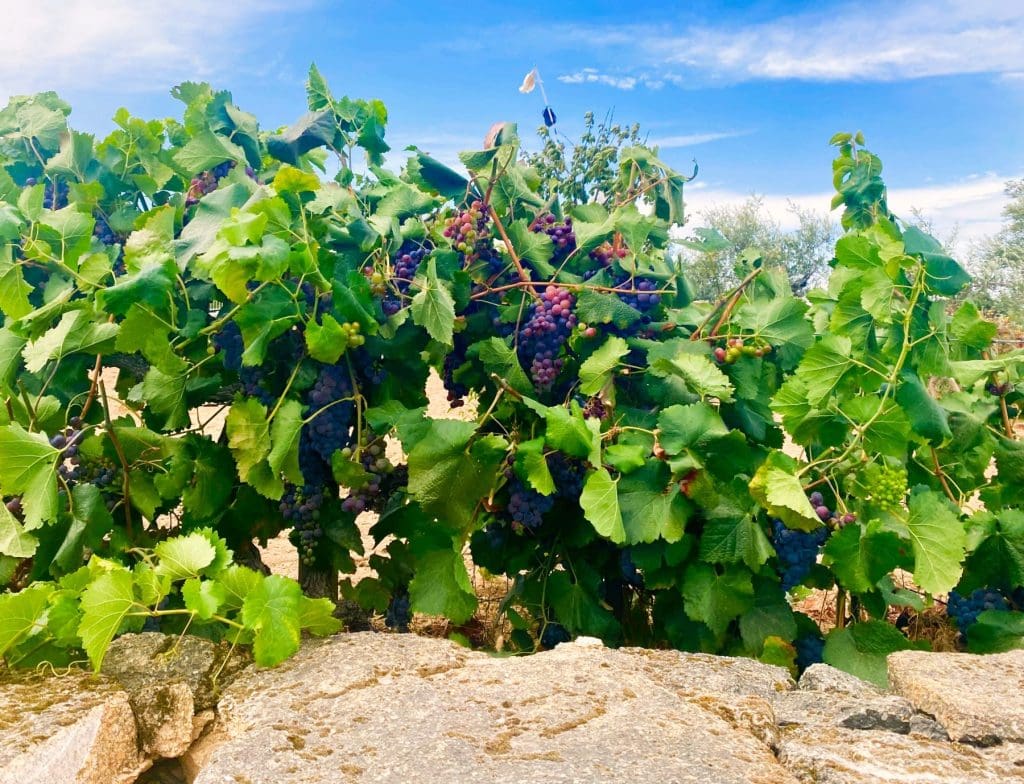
[713,338,772,364]
[619,549,644,589]
[946,588,1010,636]
[340,441,394,514]
[30,178,69,210]
[548,454,584,500]
[442,335,470,407]
[443,201,493,262]
[281,483,326,566]
[53,417,85,484]
[986,380,1011,397]
[298,280,335,324]
[352,348,386,386]
[305,364,355,461]
[506,478,554,530]
[530,213,576,265]
[794,635,825,670]
[239,365,273,405]
[588,241,626,268]
[614,276,661,312]
[384,591,412,632]
[872,465,908,511]
[808,491,856,526]
[185,161,234,207]
[393,241,430,293]
[582,396,608,420]
[94,215,119,246]
[771,518,829,591]
[540,622,571,650]
[212,322,244,372]
[518,285,577,389]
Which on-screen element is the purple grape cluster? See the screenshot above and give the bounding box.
[615,276,661,312]
[212,322,244,372]
[393,241,430,294]
[947,588,1010,636]
[384,591,411,632]
[507,478,554,530]
[298,280,335,323]
[34,178,69,210]
[582,396,607,420]
[185,161,234,207]
[771,518,829,591]
[794,635,825,670]
[540,622,571,650]
[442,335,470,408]
[54,417,84,484]
[588,241,627,268]
[281,482,326,566]
[305,364,355,461]
[530,213,576,265]
[808,491,857,527]
[340,441,393,514]
[548,454,584,500]
[518,285,577,390]
[353,349,387,386]
[619,549,644,589]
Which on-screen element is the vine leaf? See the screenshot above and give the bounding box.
[823,620,916,687]
[411,257,455,346]
[0,424,59,529]
[514,437,554,496]
[79,569,138,671]
[468,337,532,394]
[22,310,118,374]
[305,315,353,364]
[521,398,595,458]
[0,583,52,658]
[903,490,966,595]
[182,578,226,621]
[749,459,820,532]
[895,372,951,445]
[793,334,853,405]
[299,596,343,636]
[617,462,690,543]
[226,398,271,484]
[241,574,303,667]
[154,531,218,581]
[580,468,625,543]
[579,336,628,395]
[409,546,478,624]
[268,399,304,487]
[967,611,1024,654]
[682,563,754,636]
[739,580,797,654]
[0,499,38,557]
[546,571,619,639]
[651,352,735,402]
[823,522,906,594]
[657,402,729,455]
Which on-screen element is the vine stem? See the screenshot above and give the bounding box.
[690,266,764,341]
[835,588,848,630]
[930,447,958,504]
[99,379,134,538]
[79,354,105,420]
[981,350,1015,438]
[486,204,540,299]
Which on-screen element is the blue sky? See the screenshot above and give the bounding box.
[2,0,1022,242]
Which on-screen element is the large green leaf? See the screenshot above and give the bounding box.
[241,574,303,667]
[79,569,138,671]
[0,424,59,529]
[903,490,966,595]
[823,620,915,687]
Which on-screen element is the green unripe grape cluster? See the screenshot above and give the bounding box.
[873,465,908,511]
[339,321,365,350]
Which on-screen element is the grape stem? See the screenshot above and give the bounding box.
[486,204,540,299]
[690,266,764,341]
[930,447,958,504]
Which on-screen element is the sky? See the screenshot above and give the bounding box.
[1,0,1022,247]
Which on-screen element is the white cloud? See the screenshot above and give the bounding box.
[558,68,639,90]
[680,173,1016,247]
[652,130,750,148]
[555,1,1024,84]
[0,1,306,96]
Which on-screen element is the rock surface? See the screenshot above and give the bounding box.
[5,633,1024,784]
[192,633,799,784]
[888,649,1024,744]
[0,669,141,784]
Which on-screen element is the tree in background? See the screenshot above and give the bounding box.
[964,179,1024,321]
[525,111,645,205]
[676,196,838,300]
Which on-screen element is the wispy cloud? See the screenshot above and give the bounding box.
[680,172,1017,247]
[0,1,309,96]
[652,130,751,148]
[558,68,643,90]
[552,2,1024,85]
